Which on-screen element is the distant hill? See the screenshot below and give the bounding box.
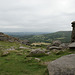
[25,31,71,43]
[5,31,72,43]
[4,32,50,36]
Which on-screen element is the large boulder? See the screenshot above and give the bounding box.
[59,43,69,49]
[68,42,75,49]
[27,49,47,57]
[48,54,75,75]
[52,40,61,47]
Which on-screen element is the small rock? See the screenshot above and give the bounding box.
[21,40,30,45]
[49,46,62,50]
[1,51,10,56]
[45,52,51,55]
[7,48,15,50]
[35,58,41,62]
[19,46,30,49]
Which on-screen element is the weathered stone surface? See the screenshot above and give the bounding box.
[71,21,75,42]
[1,51,10,56]
[68,42,75,49]
[0,32,21,42]
[48,54,75,75]
[48,46,62,50]
[19,46,30,49]
[59,43,69,49]
[47,45,52,50]
[21,40,30,45]
[0,32,30,45]
[35,58,41,62]
[71,21,75,24]
[27,49,47,57]
[52,40,61,47]
[7,47,15,50]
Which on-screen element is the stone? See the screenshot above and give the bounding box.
[35,58,41,62]
[59,43,69,49]
[19,46,30,49]
[71,21,75,42]
[21,40,30,45]
[7,47,15,50]
[1,51,10,56]
[47,45,51,50]
[48,46,62,50]
[71,21,75,25]
[48,54,75,75]
[68,42,75,49]
[27,49,47,57]
[45,52,51,55]
[52,40,61,47]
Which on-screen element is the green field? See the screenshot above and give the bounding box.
[0,41,75,75]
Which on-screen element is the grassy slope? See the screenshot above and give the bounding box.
[0,41,75,75]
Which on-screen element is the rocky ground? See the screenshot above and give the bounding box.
[0,33,75,75]
[0,40,75,75]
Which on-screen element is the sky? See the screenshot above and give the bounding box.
[0,0,75,32]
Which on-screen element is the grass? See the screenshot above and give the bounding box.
[0,41,75,75]
[31,42,50,46]
[0,54,46,75]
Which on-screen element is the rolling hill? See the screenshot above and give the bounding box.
[5,31,72,43]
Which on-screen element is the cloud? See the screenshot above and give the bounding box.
[0,0,75,32]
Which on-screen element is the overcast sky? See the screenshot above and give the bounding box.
[0,0,75,32]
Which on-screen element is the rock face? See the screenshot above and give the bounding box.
[71,21,75,42]
[48,54,75,75]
